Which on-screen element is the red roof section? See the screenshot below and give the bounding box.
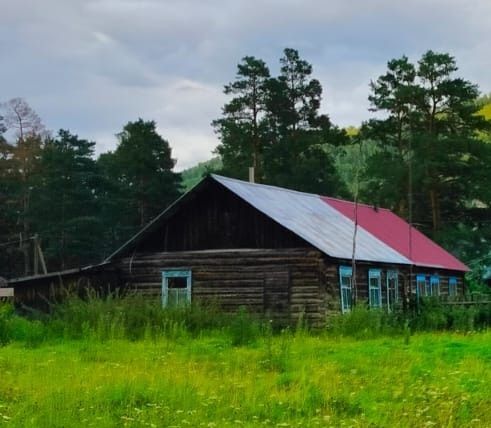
[322,197,469,272]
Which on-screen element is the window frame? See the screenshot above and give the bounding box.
[416,274,427,297]
[162,269,192,308]
[430,275,440,297]
[386,270,399,311]
[339,266,353,313]
[368,269,382,308]
[448,277,457,297]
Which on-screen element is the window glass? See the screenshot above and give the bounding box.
[368,269,382,308]
[386,270,398,311]
[339,266,352,313]
[162,270,192,308]
[416,274,427,297]
[430,275,440,296]
[448,277,457,297]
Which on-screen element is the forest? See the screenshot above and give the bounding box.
[1,48,491,284]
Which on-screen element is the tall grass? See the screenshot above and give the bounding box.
[0,293,268,347]
[1,296,490,427]
[328,300,490,339]
[1,294,490,348]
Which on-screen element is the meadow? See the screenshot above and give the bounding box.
[0,299,490,427]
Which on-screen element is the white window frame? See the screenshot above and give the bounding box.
[368,269,382,308]
[339,266,353,313]
[386,270,399,311]
[162,269,192,308]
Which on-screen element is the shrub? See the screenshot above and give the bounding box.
[409,299,490,332]
[326,300,491,339]
[46,292,231,341]
[0,303,14,345]
[409,298,447,331]
[228,306,261,346]
[0,303,47,347]
[327,306,403,339]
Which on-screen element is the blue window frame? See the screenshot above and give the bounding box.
[368,269,382,308]
[448,277,457,297]
[416,274,427,297]
[386,270,399,311]
[162,269,192,308]
[430,275,440,296]
[339,266,352,313]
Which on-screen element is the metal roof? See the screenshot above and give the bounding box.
[106,174,468,271]
[324,197,469,271]
[213,175,412,265]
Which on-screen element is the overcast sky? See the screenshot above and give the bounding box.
[2,0,490,170]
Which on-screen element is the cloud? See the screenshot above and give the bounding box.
[1,0,490,167]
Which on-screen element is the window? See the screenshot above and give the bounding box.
[162,269,192,308]
[368,269,382,308]
[339,266,352,313]
[430,275,440,296]
[386,270,399,311]
[448,277,457,297]
[416,274,427,297]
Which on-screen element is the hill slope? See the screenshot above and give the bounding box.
[180,157,222,191]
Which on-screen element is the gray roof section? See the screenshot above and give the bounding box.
[213,175,412,265]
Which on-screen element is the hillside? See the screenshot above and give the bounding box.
[180,157,222,191]
[480,103,491,120]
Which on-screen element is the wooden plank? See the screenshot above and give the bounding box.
[0,288,14,297]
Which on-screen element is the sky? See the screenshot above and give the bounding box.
[2,0,490,170]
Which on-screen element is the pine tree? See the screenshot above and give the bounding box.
[213,56,270,181]
[362,50,491,235]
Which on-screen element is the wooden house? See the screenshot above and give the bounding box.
[7,175,468,325]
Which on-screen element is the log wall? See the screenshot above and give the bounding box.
[324,258,466,314]
[118,248,326,326]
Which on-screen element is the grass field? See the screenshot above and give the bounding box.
[1,328,490,427]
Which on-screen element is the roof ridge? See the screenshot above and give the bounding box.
[323,196,392,211]
[211,174,321,200]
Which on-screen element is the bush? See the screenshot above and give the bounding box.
[3,292,490,347]
[47,292,231,341]
[327,300,491,339]
[0,303,15,345]
[0,303,47,347]
[410,299,490,332]
[409,298,447,331]
[328,306,403,339]
[228,306,261,346]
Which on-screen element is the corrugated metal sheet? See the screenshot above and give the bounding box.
[213,175,412,265]
[323,197,469,272]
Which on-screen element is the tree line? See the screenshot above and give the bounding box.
[1,48,490,280]
[0,104,180,277]
[214,48,491,278]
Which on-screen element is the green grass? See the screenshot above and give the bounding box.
[0,298,490,427]
[0,329,490,427]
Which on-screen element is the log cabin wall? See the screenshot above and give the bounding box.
[322,258,466,314]
[408,268,465,298]
[117,248,466,327]
[7,267,119,310]
[117,248,327,326]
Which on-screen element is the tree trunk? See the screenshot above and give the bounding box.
[429,188,440,233]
